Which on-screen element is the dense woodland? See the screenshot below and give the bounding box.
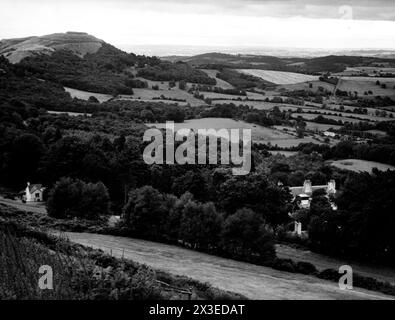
[137,61,216,85]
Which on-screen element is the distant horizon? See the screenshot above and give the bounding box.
[115,43,395,57]
[2,0,395,53]
[2,30,395,58]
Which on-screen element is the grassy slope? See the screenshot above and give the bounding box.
[63,232,392,300]
[0,204,244,300]
[1,201,394,299]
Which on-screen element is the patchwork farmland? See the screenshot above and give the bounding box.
[147,117,328,147]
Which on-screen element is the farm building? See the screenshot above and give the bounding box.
[289,180,337,236]
[20,182,45,202]
[323,131,336,138]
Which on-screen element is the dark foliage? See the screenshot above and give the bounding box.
[137,61,216,85]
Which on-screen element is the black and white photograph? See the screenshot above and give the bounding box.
[0,0,395,312]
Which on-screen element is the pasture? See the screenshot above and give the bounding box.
[276,80,335,92]
[304,122,342,132]
[63,232,392,300]
[148,118,327,147]
[64,87,113,103]
[337,79,395,97]
[118,88,205,107]
[238,69,319,85]
[200,69,234,89]
[296,108,392,123]
[325,103,395,118]
[334,67,395,77]
[330,159,395,173]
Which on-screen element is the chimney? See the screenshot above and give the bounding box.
[303,180,312,194]
[27,182,30,187]
[327,180,336,193]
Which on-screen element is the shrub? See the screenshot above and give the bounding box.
[221,208,275,262]
[295,261,318,275]
[179,200,223,250]
[271,258,296,273]
[47,177,110,219]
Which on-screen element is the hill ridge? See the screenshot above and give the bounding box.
[0,31,105,63]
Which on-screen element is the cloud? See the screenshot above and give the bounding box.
[107,0,395,20]
[8,0,395,20]
[1,0,395,49]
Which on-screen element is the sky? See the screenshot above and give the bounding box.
[1,0,395,53]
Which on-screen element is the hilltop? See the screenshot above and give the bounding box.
[0,31,104,63]
[0,32,162,94]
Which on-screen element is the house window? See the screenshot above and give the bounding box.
[35,193,40,198]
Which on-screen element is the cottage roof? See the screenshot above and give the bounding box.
[289,185,327,197]
[28,184,43,193]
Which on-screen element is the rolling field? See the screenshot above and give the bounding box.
[64,87,113,103]
[295,109,392,123]
[117,88,205,107]
[330,159,395,173]
[341,76,395,82]
[326,103,395,118]
[148,117,292,141]
[304,122,342,131]
[238,69,319,85]
[276,80,335,92]
[337,79,395,97]
[200,69,234,89]
[62,232,392,300]
[334,67,395,77]
[146,117,326,148]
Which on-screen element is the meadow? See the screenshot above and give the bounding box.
[64,87,113,103]
[238,69,319,85]
[330,159,395,173]
[147,118,327,147]
[200,69,235,89]
[337,79,395,97]
[117,88,205,106]
[276,80,335,92]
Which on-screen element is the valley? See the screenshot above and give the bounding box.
[1,31,395,301]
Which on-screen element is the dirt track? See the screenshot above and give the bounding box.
[62,232,393,300]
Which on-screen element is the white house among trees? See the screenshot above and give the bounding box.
[21,182,45,202]
[289,180,337,236]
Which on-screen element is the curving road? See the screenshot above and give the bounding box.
[61,232,393,300]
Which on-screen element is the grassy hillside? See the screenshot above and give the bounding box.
[0,205,244,300]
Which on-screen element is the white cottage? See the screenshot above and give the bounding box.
[22,182,45,202]
[289,180,337,236]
